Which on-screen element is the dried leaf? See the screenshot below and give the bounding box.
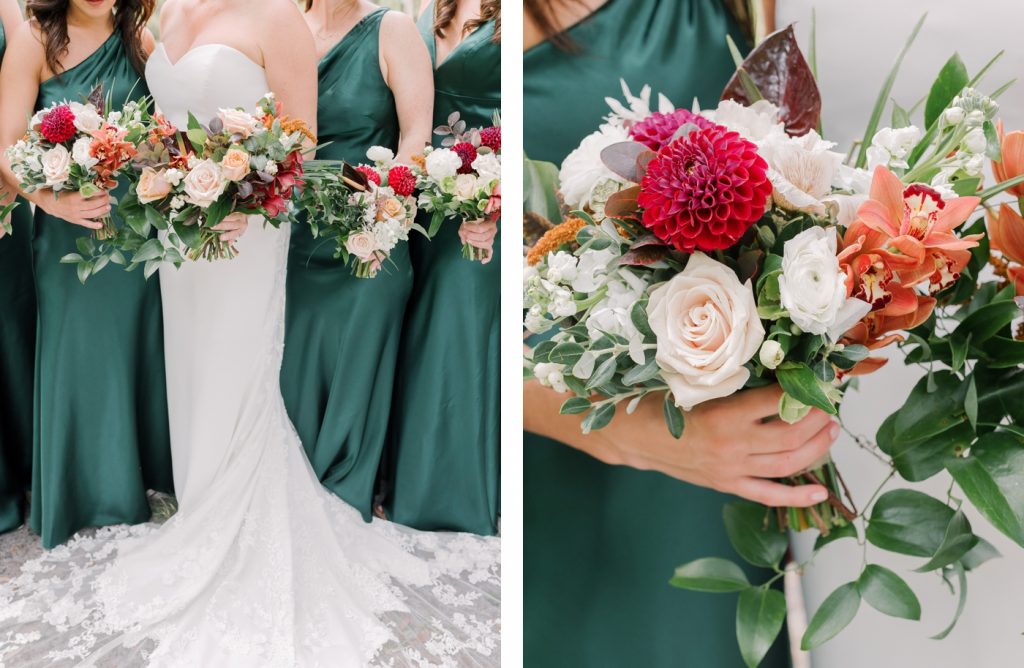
[601,142,648,183]
[619,244,668,266]
[604,185,641,219]
[636,150,658,180]
[721,24,822,136]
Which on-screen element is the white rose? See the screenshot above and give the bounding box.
[71,136,98,169]
[559,123,630,210]
[759,340,785,370]
[534,362,569,394]
[345,230,378,261]
[366,145,395,165]
[69,102,103,133]
[760,130,843,216]
[648,253,765,410]
[453,173,478,200]
[779,227,871,339]
[182,159,227,208]
[425,148,462,180]
[41,144,71,187]
[702,99,787,143]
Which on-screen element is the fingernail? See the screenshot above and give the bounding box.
[829,422,840,440]
[811,489,829,503]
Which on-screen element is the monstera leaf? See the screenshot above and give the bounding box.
[721,24,822,136]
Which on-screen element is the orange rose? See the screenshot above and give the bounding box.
[379,197,404,219]
[220,148,251,183]
[136,167,172,204]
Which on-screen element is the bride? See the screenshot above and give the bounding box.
[0,0,500,666]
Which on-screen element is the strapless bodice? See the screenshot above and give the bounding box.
[146,43,270,128]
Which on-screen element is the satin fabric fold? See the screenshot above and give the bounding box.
[523,1,790,665]
[280,8,412,522]
[383,3,501,535]
[29,31,172,548]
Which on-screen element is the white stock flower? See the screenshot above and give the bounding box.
[425,148,462,180]
[68,102,102,133]
[648,253,765,410]
[366,146,395,166]
[41,145,71,187]
[827,164,872,226]
[559,123,630,210]
[866,126,921,170]
[584,270,648,364]
[534,362,569,393]
[779,227,871,339]
[943,106,964,126]
[962,128,987,155]
[760,130,843,216]
[165,168,184,187]
[545,251,578,284]
[702,99,786,143]
[570,247,617,293]
[71,136,98,169]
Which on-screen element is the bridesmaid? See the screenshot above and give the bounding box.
[281,0,432,521]
[522,1,833,666]
[384,0,500,536]
[0,0,173,548]
[0,0,35,536]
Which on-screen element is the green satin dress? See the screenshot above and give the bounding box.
[524,1,790,666]
[0,21,37,535]
[30,31,173,549]
[383,5,500,535]
[280,8,411,522]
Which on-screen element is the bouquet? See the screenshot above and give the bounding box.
[524,22,1024,666]
[297,146,424,278]
[5,85,147,240]
[415,112,501,261]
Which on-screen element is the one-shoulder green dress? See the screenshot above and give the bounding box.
[383,4,500,535]
[524,1,790,666]
[30,31,173,549]
[0,20,37,535]
[280,8,411,522]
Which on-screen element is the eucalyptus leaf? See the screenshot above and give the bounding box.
[663,395,685,439]
[581,403,615,434]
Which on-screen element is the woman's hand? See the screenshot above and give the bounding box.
[524,382,838,508]
[35,190,111,230]
[459,218,498,264]
[212,211,251,249]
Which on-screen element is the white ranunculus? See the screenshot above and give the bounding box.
[759,340,785,369]
[760,130,843,215]
[702,99,787,143]
[570,247,617,293]
[425,148,462,180]
[71,136,98,169]
[779,227,871,339]
[453,173,478,200]
[472,152,501,184]
[181,159,227,208]
[648,253,765,410]
[366,145,395,165]
[41,145,71,187]
[558,123,630,210]
[69,102,103,133]
[584,270,648,365]
[866,126,921,170]
[534,362,569,393]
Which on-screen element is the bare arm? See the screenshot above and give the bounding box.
[524,379,839,508]
[0,0,21,40]
[259,0,318,146]
[380,11,433,163]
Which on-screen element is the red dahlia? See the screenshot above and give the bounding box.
[479,126,501,152]
[355,165,382,186]
[387,165,416,197]
[452,141,478,174]
[40,105,77,144]
[629,109,715,151]
[637,124,772,253]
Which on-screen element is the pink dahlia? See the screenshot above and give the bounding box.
[629,109,715,151]
[355,165,382,186]
[480,126,501,152]
[40,105,77,144]
[452,141,478,174]
[387,165,416,197]
[637,124,772,253]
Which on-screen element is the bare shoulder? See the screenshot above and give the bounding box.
[380,9,420,39]
[251,0,306,28]
[140,27,157,56]
[252,0,312,58]
[4,19,45,78]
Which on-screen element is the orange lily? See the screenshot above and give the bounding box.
[992,121,1024,199]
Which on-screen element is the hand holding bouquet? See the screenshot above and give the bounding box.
[5,84,146,240]
[297,146,423,278]
[524,22,1024,665]
[415,112,501,261]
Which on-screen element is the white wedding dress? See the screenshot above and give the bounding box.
[0,45,500,668]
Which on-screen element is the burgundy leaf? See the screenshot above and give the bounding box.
[601,142,648,183]
[603,185,641,219]
[737,248,765,283]
[631,234,664,249]
[87,84,105,111]
[618,244,668,267]
[721,24,821,136]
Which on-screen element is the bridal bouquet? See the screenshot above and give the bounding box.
[524,23,1024,666]
[5,85,147,240]
[415,112,501,261]
[297,147,424,278]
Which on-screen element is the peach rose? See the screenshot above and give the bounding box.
[345,231,377,261]
[136,167,172,204]
[182,159,226,208]
[218,108,259,138]
[379,197,404,220]
[221,148,251,182]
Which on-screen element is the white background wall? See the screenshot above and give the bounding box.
[775,1,1024,666]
